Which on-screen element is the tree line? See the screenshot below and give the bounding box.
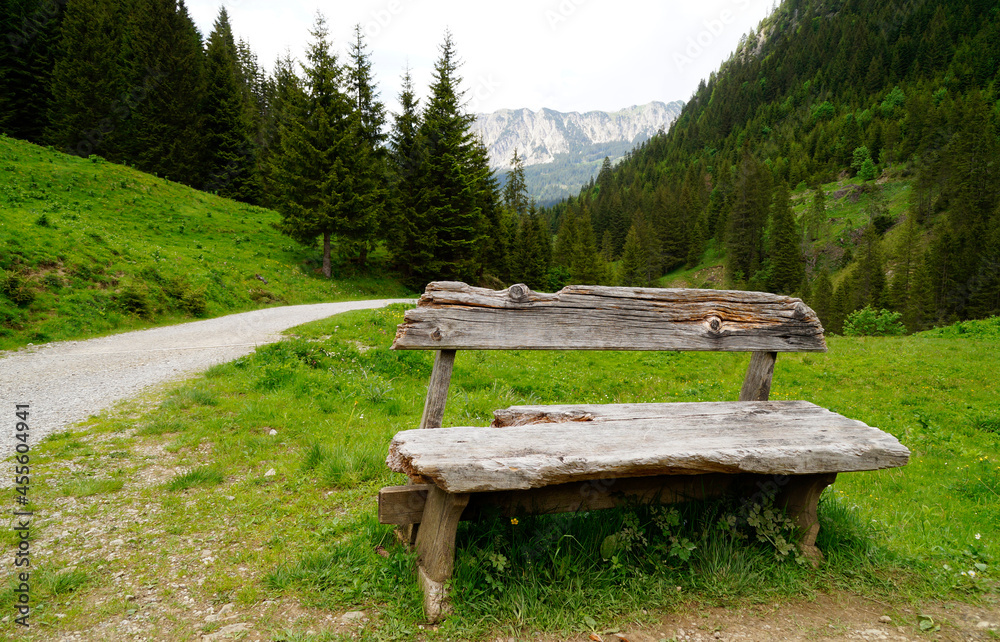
[1,0,542,289]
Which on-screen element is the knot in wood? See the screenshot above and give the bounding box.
[705,315,722,334]
[508,283,531,303]
[793,301,809,320]
[431,328,442,341]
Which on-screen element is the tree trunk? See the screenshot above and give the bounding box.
[323,232,332,279]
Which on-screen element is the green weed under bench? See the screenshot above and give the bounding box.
[377,281,910,621]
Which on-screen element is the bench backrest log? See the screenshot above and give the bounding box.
[392,281,827,429]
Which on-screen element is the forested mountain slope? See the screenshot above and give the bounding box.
[542,0,1000,332]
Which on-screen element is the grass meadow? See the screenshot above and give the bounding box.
[0,135,410,351]
[2,305,997,640]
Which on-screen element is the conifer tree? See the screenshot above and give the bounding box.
[268,13,354,278]
[888,213,921,320]
[726,150,771,286]
[570,208,605,285]
[806,186,827,242]
[853,225,886,309]
[503,148,529,217]
[120,0,206,185]
[811,270,834,331]
[386,67,429,287]
[619,225,648,287]
[202,8,259,201]
[413,31,494,283]
[768,182,804,294]
[47,0,126,158]
[0,0,62,142]
[470,135,505,283]
[553,205,578,268]
[260,53,302,198]
[512,207,549,290]
[341,24,387,266]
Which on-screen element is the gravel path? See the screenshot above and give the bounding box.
[0,299,413,458]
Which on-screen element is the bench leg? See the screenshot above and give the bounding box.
[414,485,470,623]
[776,472,837,565]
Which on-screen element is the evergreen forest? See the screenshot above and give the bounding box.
[3,0,1000,333]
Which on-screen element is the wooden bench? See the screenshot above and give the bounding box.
[377,281,910,621]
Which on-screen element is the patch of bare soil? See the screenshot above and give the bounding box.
[529,593,999,642]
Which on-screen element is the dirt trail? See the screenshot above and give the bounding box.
[0,299,413,458]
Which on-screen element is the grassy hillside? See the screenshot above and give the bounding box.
[4,305,996,639]
[0,135,410,350]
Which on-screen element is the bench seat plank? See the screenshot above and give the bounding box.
[393,282,827,352]
[386,401,909,493]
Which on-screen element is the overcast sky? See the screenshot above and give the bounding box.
[185,0,777,115]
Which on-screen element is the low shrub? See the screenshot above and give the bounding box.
[843,306,905,336]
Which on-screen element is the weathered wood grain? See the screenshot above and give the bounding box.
[380,484,434,525]
[492,400,844,426]
[378,474,736,525]
[774,472,837,565]
[739,351,777,401]
[392,282,827,352]
[387,401,909,493]
[419,349,456,429]
[414,486,469,622]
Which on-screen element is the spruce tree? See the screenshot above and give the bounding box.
[470,135,505,283]
[268,13,354,278]
[341,24,387,266]
[413,31,491,283]
[202,7,258,201]
[47,0,126,158]
[853,225,886,309]
[504,148,529,217]
[768,182,805,295]
[726,149,771,286]
[570,208,605,285]
[0,0,62,142]
[261,53,302,199]
[120,0,206,186]
[806,186,826,242]
[811,270,834,331]
[386,67,429,287]
[888,213,921,322]
[619,225,648,287]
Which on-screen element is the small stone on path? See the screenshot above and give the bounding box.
[340,610,366,624]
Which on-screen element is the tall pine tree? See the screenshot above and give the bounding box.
[0,0,62,142]
[47,0,126,158]
[202,7,258,201]
[342,24,387,266]
[268,13,354,278]
[386,67,429,288]
[767,182,804,294]
[413,31,492,284]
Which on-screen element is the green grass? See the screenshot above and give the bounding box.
[5,305,998,640]
[165,466,226,491]
[60,478,124,498]
[0,134,411,350]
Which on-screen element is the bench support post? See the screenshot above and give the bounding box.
[419,349,456,429]
[739,351,777,401]
[414,485,470,623]
[401,350,458,546]
[776,472,837,565]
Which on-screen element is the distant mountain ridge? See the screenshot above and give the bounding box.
[473,100,685,169]
[472,100,684,204]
